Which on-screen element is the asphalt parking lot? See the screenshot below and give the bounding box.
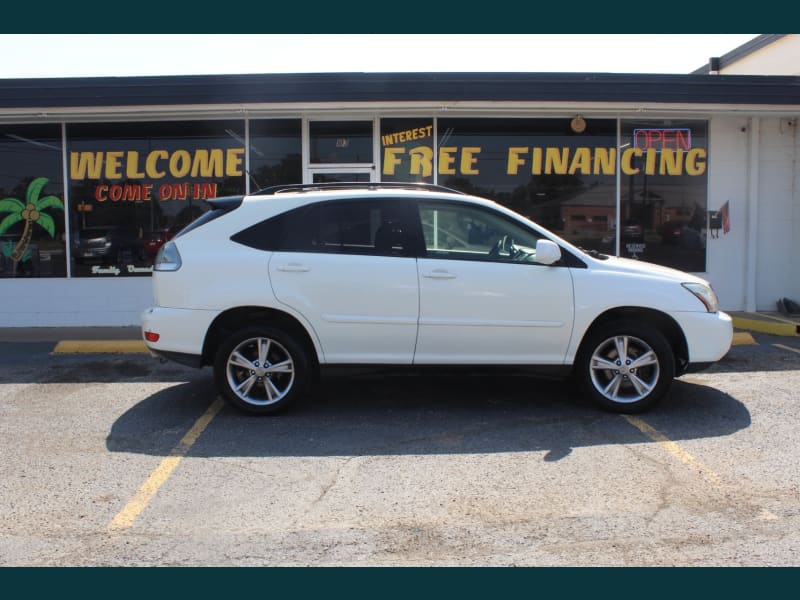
[1,331,799,566]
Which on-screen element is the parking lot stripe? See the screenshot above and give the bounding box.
[622,415,723,487]
[53,340,148,354]
[624,415,781,521]
[732,332,757,346]
[108,397,224,531]
[773,343,800,355]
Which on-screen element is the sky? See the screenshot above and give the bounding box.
[0,34,760,78]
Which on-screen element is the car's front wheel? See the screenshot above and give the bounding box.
[576,320,675,413]
[213,326,309,414]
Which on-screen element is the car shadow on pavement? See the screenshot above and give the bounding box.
[106,373,751,461]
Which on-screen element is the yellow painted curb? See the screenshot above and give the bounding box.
[732,332,757,346]
[731,316,799,337]
[53,340,149,354]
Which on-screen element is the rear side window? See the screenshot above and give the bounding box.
[232,199,413,257]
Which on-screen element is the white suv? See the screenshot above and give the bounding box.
[141,183,732,414]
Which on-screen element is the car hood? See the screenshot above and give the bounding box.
[593,255,709,285]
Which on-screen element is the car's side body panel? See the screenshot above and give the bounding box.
[269,252,419,363]
[414,258,575,364]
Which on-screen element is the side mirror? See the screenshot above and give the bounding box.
[534,239,562,265]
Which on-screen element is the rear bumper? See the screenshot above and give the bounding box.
[141,305,220,362]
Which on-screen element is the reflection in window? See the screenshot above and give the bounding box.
[419,202,542,263]
[248,119,301,190]
[0,125,66,278]
[431,117,709,272]
[436,118,618,256]
[621,120,708,272]
[309,121,373,164]
[66,120,246,277]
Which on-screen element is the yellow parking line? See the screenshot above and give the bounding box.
[623,415,779,520]
[53,340,148,354]
[108,398,224,531]
[732,332,757,346]
[774,343,800,355]
[623,415,723,486]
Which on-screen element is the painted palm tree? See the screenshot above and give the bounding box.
[0,177,64,262]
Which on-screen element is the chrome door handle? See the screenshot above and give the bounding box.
[276,264,310,272]
[422,270,457,279]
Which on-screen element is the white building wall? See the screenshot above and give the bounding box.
[0,278,152,327]
[721,35,800,76]
[705,116,751,311]
[755,117,800,310]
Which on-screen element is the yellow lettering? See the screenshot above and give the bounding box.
[568,147,591,175]
[544,148,569,175]
[507,147,528,175]
[532,148,543,175]
[621,147,642,175]
[104,151,124,179]
[191,149,224,177]
[438,147,457,175]
[225,148,244,177]
[126,151,145,179]
[169,150,191,178]
[409,146,433,177]
[593,148,616,175]
[146,150,168,179]
[70,152,103,180]
[659,149,684,175]
[383,147,405,175]
[460,147,480,175]
[645,148,657,175]
[685,148,707,175]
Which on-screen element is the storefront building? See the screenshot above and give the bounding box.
[1,73,799,326]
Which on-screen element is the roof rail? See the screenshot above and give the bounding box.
[252,182,466,196]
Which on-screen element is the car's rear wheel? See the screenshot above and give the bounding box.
[213,325,309,414]
[577,320,675,413]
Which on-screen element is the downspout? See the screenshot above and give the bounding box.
[744,117,760,311]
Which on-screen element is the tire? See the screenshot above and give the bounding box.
[576,319,675,413]
[213,325,309,414]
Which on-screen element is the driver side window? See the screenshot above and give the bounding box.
[417,202,542,263]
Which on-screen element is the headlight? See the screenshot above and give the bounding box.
[682,282,719,313]
[154,241,182,271]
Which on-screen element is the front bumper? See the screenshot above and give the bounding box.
[672,310,734,364]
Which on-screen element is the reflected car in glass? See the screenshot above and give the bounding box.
[73,226,144,264]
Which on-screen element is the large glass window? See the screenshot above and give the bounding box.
[431,117,709,270]
[66,120,246,277]
[436,118,618,255]
[248,119,301,190]
[419,201,543,264]
[620,120,708,271]
[309,121,373,164]
[0,125,66,278]
[380,118,434,183]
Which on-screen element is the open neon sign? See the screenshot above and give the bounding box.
[633,128,692,151]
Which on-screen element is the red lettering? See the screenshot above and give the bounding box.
[675,129,691,150]
[94,185,108,201]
